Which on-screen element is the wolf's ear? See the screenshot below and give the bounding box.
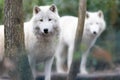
[49,4,57,12]
[86,11,89,19]
[98,10,103,18]
[33,6,40,14]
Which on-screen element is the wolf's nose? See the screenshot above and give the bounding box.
[93,31,97,35]
[44,29,48,34]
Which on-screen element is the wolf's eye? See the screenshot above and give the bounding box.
[48,18,52,21]
[40,19,43,22]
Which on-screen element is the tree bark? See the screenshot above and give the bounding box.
[110,0,118,25]
[67,0,86,80]
[4,0,33,80]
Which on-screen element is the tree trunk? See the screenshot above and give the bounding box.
[110,0,118,25]
[4,0,33,80]
[67,0,86,80]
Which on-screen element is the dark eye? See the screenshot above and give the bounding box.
[48,18,52,21]
[40,19,43,22]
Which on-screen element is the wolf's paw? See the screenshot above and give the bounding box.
[80,70,88,74]
[57,70,67,74]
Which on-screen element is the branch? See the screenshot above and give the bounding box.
[1,71,120,80]
[35,72,120,80]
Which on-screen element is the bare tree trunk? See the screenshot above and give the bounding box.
[67,0,86,80]
[4,0,33,80]
[110,0,118,25]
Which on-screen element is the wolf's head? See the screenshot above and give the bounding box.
[84,10,106,37]
[31,4,60,38]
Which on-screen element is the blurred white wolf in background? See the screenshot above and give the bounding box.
[55,10,106,74]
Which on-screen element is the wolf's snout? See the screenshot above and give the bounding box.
[44,28,48,34]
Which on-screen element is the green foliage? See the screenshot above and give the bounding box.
[0,0,3,24]
[54,0,79,16]
[23,0,79,21]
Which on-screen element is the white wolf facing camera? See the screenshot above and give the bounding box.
[55,10,106,74]
[24,4,60,80]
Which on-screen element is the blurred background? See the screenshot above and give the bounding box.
[0,0,120,72]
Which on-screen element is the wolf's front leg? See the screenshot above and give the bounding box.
[56,54,66,73]
[80,50,89,74]
[67,44,74,73]
[44,57,54,80]
[56,42,66,73]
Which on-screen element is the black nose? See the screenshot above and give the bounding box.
[93,31,97,35]
[44,29,48,34]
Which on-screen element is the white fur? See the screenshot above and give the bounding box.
[0,4,60,80]
[55,10,106,74]
[24,4,60,80]
[0,25,4,62]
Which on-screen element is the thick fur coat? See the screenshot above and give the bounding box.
[55,10,106,74]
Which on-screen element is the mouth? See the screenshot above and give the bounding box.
[41,33,50,36]
[34,30,55,39]
[91,34,97,38]
[35,33,48,39]
[38,32,53,37]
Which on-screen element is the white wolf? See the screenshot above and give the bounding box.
[55,10,106,74]
[24,4,60,80]
[0,4,60,80]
